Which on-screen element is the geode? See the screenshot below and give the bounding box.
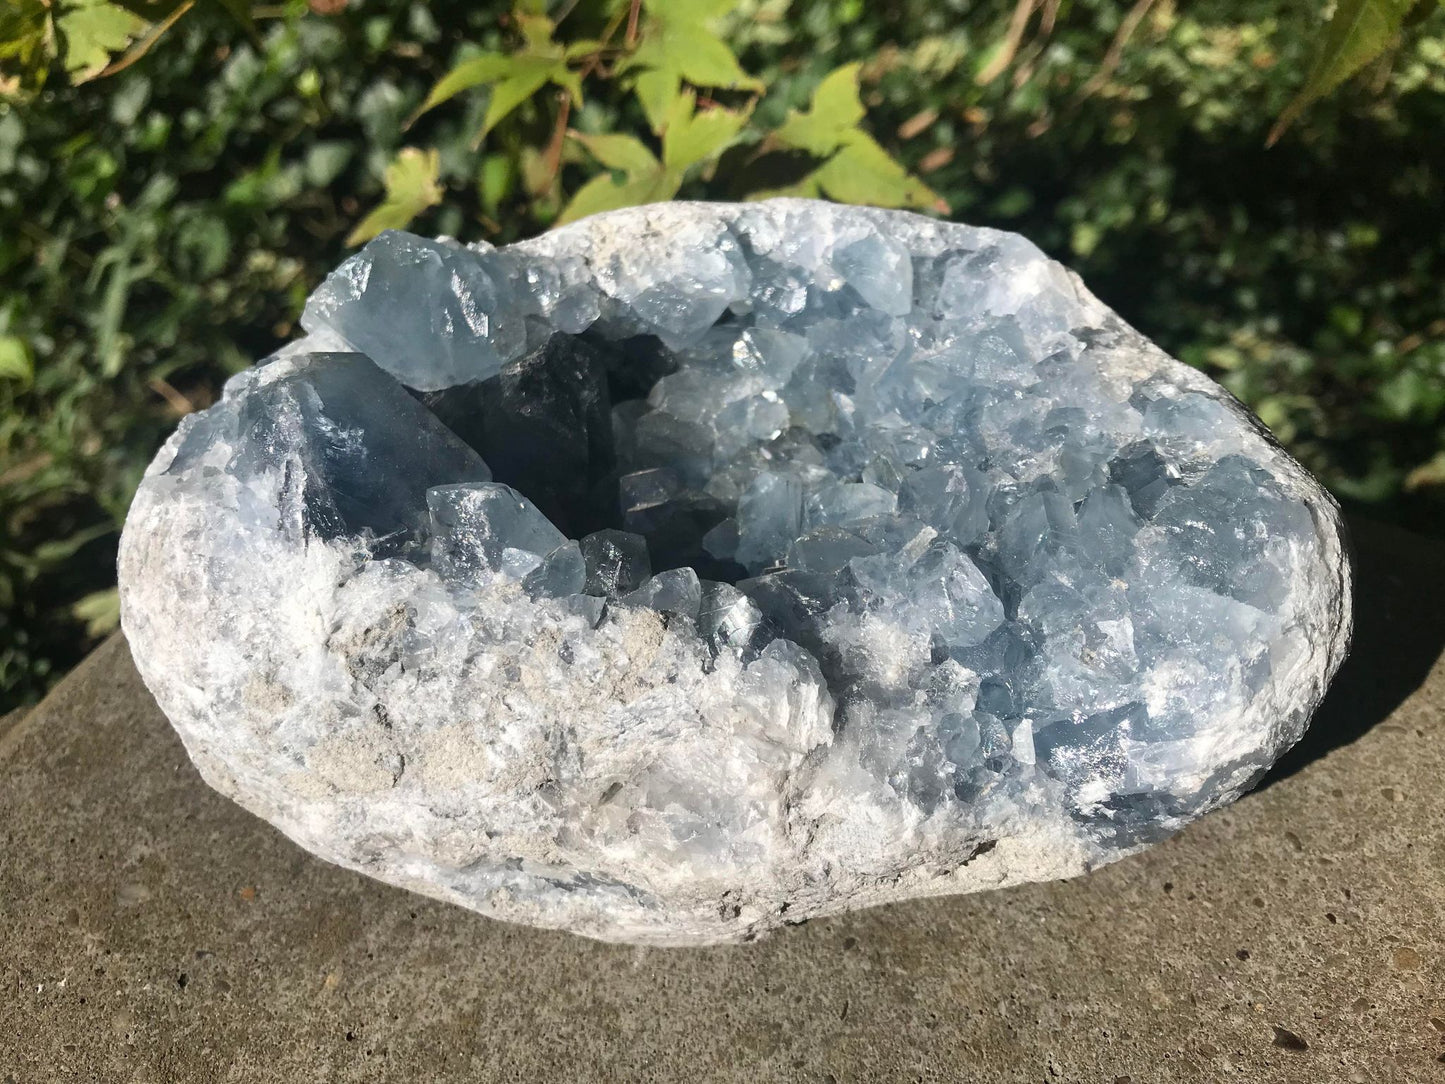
[118,199,1351,945]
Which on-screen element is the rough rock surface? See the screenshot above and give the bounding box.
[118,199,1352,945]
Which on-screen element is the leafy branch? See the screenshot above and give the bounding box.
[345,147,443,245]
[1268,0,1438,144]
[754,63,945,212]
[616,0,765,132]
[559,88,752,223]
[5,0,1439,207]
[405,11,592,147]
[372,1,940,239]
[0,0,253,97]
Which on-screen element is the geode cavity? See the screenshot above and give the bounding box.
[118,199,1352,945]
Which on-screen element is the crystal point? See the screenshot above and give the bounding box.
[580,528,651,598]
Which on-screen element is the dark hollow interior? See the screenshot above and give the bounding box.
[412,329,749,584]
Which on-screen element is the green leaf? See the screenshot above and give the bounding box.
[477,61,554,142]
[514,12,557,52]
[412,11,584,135]
[570,131,659,175]
[1269,0,1423,144]
[478,152,516,213]
[805,62,867,129]
[0,0,56,96]
[621,0,764,104]
[303,141,352,187]
[550,65,584,107]
[1071,221,1103,259]
[812,133,943,212]
[774,62,866,157]
[561,127,688,225]
[746,175,824,201]
[346,147,444,246]
[56,0,148,82]
[81,0,195,82]
[764,62,942,213]
[633,68,680,133]
[412,52,513,120]
[0,334,33,386]
[563,39,605,60]
[655,21,762,90]
[642,0,738,20]
[558,173,666,224]
[28,522,116,568]
[662,91,750,172]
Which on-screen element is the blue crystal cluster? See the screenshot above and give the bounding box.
[181,201,1341,846]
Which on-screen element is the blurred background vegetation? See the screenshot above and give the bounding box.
[2,0,1444,710]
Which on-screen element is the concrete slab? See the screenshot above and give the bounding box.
[1,519,1442,1083]
[0,706,28,748]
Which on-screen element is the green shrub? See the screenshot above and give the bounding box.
[2,0,1444,709]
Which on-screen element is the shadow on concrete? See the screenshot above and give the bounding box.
[1260,516,1445,788]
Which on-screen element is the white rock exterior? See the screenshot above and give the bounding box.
[119,200,1352,945]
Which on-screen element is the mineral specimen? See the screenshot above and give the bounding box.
[118,199,1352,945]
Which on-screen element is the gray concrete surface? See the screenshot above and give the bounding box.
[0,706,27,747]
[1,518,1442,1083]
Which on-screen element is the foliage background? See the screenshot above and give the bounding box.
[2,0,1444,709]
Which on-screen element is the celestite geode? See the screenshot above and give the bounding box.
[118,200,1352,944]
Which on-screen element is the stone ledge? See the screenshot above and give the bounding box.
[1,518,1441,1083]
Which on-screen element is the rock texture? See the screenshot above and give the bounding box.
[118,199,1352,945]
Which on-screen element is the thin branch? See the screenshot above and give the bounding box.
[1396,317,1445,356]
[977,0,1040,86]
[543,90,573,188]
[19,222,93,271]
[1039,0,1062,37]
[148,377,196,416]
[1076,0,1159,101]
[625,0,642,48]
[0,452,54,490]
[96,0,195,80]
[587,7,629,77]
[1011,40,1045,90]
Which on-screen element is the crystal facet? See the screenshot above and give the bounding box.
[120,200,1352,945]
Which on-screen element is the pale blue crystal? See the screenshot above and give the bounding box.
[899,541,1006,648]
[898,465,990,548]
[803,481,898,529]
[620,467,684,518]
[609,235,751,348]
[580,529,651,598]
[786,525,882,575]
[620,567,703,620]
[631,410,715,486]
[428,482,567,584]
[523,540,586,599]
[700,517,739,561]
[192,352,492,556]
[832,232,913,316]
[713,393,789,458]
[697,580,771,659]
[735,472,805,572]
[727,327,810,385]
[301,232,527,392]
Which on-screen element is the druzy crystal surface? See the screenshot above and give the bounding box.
[119,200,1351,945]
